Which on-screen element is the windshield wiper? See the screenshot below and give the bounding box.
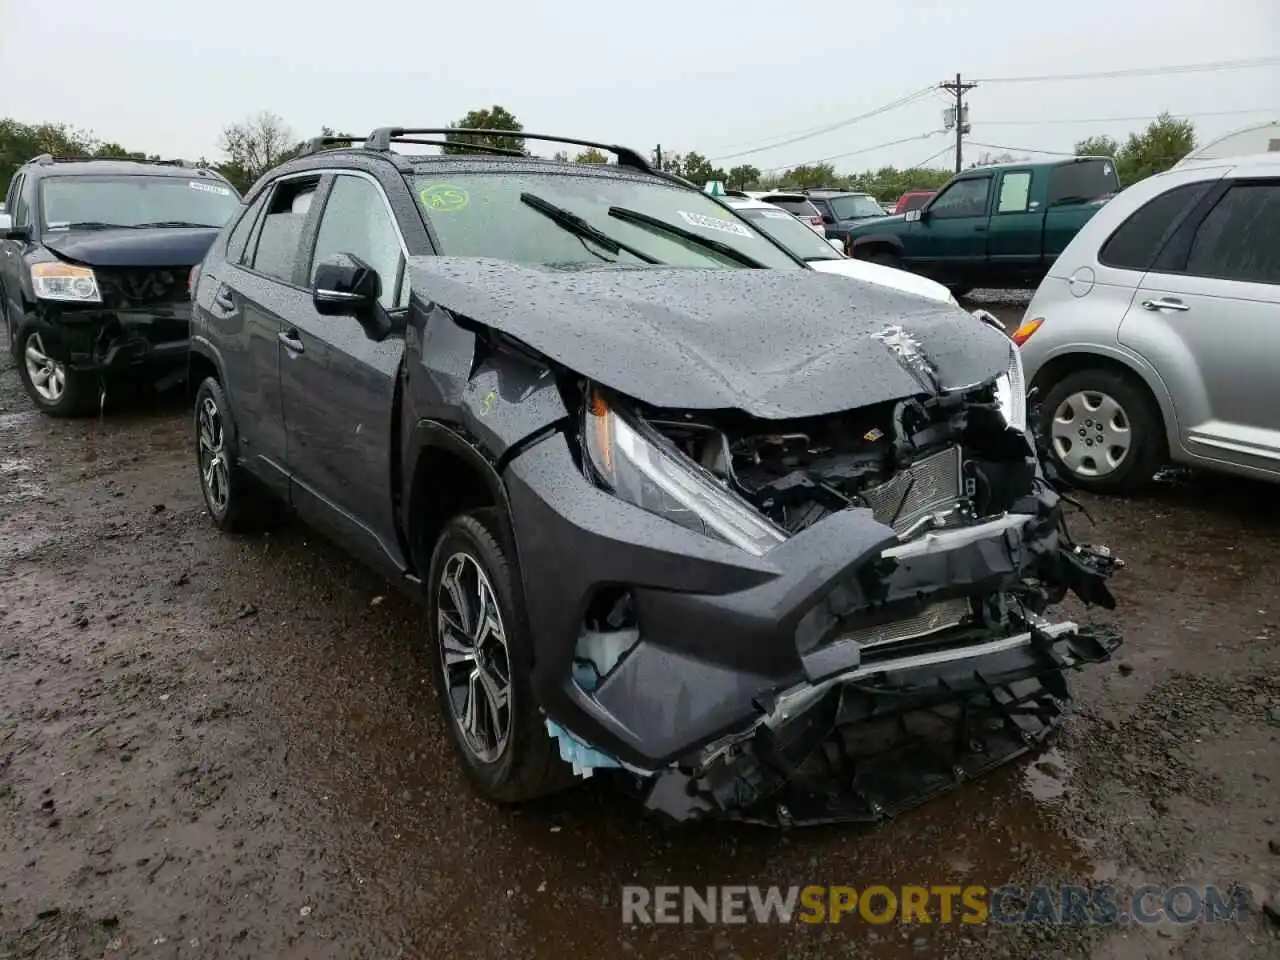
[131,220,216,228]
[519,193,663,265]
[606,206,767,268]
[54,221,135,231]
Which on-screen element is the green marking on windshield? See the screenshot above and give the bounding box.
[418,183,469,212]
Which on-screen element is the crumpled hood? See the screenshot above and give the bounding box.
[408,258,1014,419]
[42,227,221,267]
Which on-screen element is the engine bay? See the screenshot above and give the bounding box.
[642,381,1034,537]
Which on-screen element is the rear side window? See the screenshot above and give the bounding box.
[996,172,1033,213]
[1049,159,1120,206]
[225,191,269,265]
[1184,181,1280,285]
[1098,182,1212,271]
[248,178,319,284]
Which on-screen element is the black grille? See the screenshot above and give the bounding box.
[96,267,189,309]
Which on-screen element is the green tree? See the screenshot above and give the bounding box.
[727,164,761,189]
[1076,116,1194,185]
[1073,134,1120,159]
[0,119,97,190]
[1116,113,1196,184]
[574,148,608,164]
[443,105,526,156]
[679,151,728,185]
[651,149,684,177]
[780,163,838,190]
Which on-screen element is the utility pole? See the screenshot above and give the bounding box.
[655,144,663,170]
[940,73,977,172]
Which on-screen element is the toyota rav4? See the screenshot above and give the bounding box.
[189,127,1121,825]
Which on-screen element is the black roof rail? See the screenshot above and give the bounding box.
[363,127,654,173]
[298,134,364,157]
[23,154,208,170]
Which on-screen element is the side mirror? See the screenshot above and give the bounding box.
[311,253,397,341]
[312,253,380,315]
[821,214,835,225]
[904,209,923,223]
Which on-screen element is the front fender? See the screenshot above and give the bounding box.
[849,233,907,258]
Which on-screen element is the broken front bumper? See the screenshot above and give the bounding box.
[29,304,190,374]
[503,434,1121,823]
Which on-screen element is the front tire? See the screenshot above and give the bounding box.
[426,510,572,804]
[15,323,95,417]
[194,376,270,532]
[1038,368,1165,494]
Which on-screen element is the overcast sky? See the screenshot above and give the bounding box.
[1,0,1275,174]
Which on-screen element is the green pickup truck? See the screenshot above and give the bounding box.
[844,156,1120,296]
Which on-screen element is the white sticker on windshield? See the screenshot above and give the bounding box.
[761,210,792,219]
[677,210,754,238]
[189,181,232,196]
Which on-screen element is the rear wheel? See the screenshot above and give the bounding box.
[1038,368,1165,494]
[427,509,572,804]
[15,323,94,417]
[194,376,271,531]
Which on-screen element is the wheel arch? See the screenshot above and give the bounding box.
[403,420,518,580]
[188,336,224,398]
[849,234,906,259]
[1028,346,1179,455]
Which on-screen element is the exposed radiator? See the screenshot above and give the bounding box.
[839,597,972,650]
[860,445,964,534]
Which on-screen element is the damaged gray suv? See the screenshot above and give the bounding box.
[189,127,1122,826]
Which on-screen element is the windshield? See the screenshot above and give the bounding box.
[412,171,803,269]
[734,207,841,260]
[763,196,819,218]
[829,195,886,220]
[39,175,240,231]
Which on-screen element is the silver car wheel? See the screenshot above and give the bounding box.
[197,395,230,513]
[437,552,512,764]
[1050,390,1132,478]
[24,333,66,402]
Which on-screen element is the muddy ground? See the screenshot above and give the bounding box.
[1,296,1278,959]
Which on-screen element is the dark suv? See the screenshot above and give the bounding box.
[190,126,1120,825]
[0,155,241,415]
[804,188,890,244]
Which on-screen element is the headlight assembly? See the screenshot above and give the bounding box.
[31,263,101,303]
[583,389,787,556]
[993,339,1027,433]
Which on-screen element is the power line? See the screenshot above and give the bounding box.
[905,143,956,169]
[712,86,936,161]
[763,131,945,173]
[979,106,1278,126]
[975,56,1280,84]
[964,140,1079,157]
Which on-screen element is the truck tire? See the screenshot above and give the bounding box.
[426,508,574,804]
[1037,368,1165,495]
[14,322,95,417]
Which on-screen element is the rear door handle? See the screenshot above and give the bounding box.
[1141,298,1189,312]
[278,330,305,354]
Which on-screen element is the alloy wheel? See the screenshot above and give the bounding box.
[24,333,66,402]
[197,395,230,514]
[1050,390,1132,478]
[437,552,513,764]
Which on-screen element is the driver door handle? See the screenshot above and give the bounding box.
[1141,298,1190,312]
[278,330,305,354]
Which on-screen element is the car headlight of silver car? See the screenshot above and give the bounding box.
[993,339,1027,433]
[583,389,787,556]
